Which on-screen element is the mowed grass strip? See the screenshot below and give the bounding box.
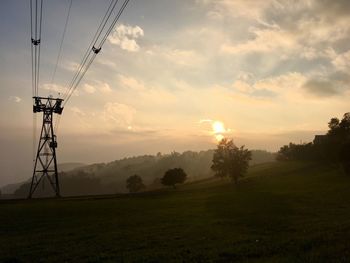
[1,162,350,262]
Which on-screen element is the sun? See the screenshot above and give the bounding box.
[212,121,225,134]
[212,121,226,141]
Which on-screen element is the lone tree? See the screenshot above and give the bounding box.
[161,168,187,188]
[211,138,252,185]
[126,174,145,193]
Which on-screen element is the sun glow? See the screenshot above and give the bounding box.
[212,121,226,141]
[215,134,224,141]
[212,121,225,134]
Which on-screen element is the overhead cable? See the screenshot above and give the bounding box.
[63,0,130,106]
[51,0,73,84]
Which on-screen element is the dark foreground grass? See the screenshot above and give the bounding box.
[1,162,350,262]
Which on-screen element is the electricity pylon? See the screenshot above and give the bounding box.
[28,96,64,198]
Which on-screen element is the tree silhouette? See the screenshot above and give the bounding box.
[161,168,187,188]
[126,175,145,193]
[328,113,350,141]
[278,112,350,162]
[211,138,252,185]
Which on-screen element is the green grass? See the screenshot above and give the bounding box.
[1,162,350,262]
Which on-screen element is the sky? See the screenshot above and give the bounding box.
[0,0,349,186]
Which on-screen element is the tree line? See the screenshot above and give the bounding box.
[126,168,188,192]
[126,139,252,192]
[277,112,350,175]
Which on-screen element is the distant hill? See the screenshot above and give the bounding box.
[10,149,276,198]
[0,162,86,195]
[58,162,86,172]
[250,150,277,165]
[0,181,29,195]
[73,149,276,191]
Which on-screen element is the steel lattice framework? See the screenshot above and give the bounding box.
[28,97,63,198]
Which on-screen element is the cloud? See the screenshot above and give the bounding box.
[313,0,350,21]
[198,0,273,22]
[63,61,80,72]
[84,82,112,94]
[103,102,136,127]
[302,79,340,97]
[146,45,205,68]
[99,82,112,93]
[199,0,350,29]
[231,71,348,100]
[42,83,78,97]
[115,74,177,108]
[108,24,144,52]
[117,74,145,91]
[209,0,350,63]
[83,84,96,94]
[96,58,117,69]
[221,26,300,56]
[70,106,86,116]
[332,50,350,72]
[252,73,306,93]
[328,71,350,84]
[8,96,21,103]
[199,119,213,124]
[232,72,306,100]
[162,48,203,67]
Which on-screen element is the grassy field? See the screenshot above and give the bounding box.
[1,161,350,262]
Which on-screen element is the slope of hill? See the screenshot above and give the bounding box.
[68,149,275,189]
[9,149,275,197]
[1,161,349,262]
[57,162,86,172]
[0,162,86,195]
[0,182,27,195]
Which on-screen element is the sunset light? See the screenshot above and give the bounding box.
[212,121,225,134]
[212,121,226,141]
[1,1,350,261]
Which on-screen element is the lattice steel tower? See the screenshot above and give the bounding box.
[28,97,64,198]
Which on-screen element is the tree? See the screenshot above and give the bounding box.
[161,168,187,188]
[328,117,340,132]
[277,142,316,161]
[211,138,252,185]
[126,175,145,193]
[328,113,350,140]
[277,113,350,162]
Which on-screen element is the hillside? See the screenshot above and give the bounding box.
[8,149,275,198]
[0,162,86,195]
[1,161,350,262]
[57,162,86,172]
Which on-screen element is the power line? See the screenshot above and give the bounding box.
[52,0,72,133]
[30,0,44,169]
[30,0,44,97]
[37,0,43,96]
[30,0,34,96]
[51,0,73,84]
[98,0,130,48]
[63,0,131,106]
[64,53,97,103]
[62,0,117,101]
